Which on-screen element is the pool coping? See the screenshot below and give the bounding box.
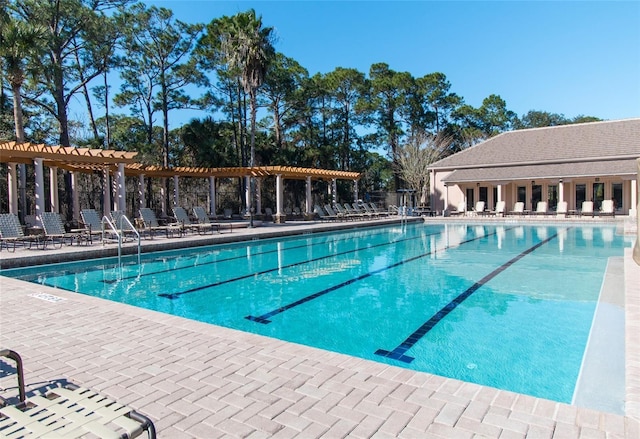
[1,217,639,437]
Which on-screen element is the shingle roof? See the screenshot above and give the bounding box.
[430,118,640,170]
[441,159,637,183]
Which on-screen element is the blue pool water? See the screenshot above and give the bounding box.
[2,223,628,403]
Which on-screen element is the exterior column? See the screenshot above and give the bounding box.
[34,158,45,227]
[332,179,337,205]
[631,177,637,218]
[559,180,565,203]
[18,163,26,220]
[173,175,179,208]
[138,175,146,213]
[497,184,503,203]
[256,178,262,215]
[275,174,285,223]
[117,163,126,212]
[160,177,167,216]
[443,184,449,216]
[305,176,312,214]
[103,168,111,216]
[209,176,216,217]
[245,176,251,215]
[71,171,80,221]
[633,158,639,265]
[7,163,18,215]
[49,166,59,213]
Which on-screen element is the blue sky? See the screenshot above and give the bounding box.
[138,0,640,126]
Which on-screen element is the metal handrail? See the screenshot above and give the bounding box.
[102,215,141,266]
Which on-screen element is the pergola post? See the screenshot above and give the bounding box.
[117,163,126,213]
[209,176,216,217]
[18,163,27,221]
[33,158,45,227]
[138,175,146,213]
[305,176,312,216]
[49,166,59,214]
[331,178,337,205]
[274,174,285,224]
[71,171,79,222]
[256,178,262,215]
[160,177,167,216]
[7,163,18,215]
[173,175,179,208]
[103,168,111,217]
[244,175,251,216]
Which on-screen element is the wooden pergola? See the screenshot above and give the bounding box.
[0,141,361,224]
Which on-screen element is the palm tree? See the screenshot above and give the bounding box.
[0,8,45,221]
[219,10,275,222]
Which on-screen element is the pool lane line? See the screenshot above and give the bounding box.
[102,227,402,284]
[374,230,564,364]
[158,228,445,299]
[245,226,515,324]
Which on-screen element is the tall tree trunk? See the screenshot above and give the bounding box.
[11,80,27,221]
[74,48,99,141]
[103,70,111,148]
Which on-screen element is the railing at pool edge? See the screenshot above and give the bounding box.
[102,214,141,267]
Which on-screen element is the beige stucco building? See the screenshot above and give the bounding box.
[429,118,640,216]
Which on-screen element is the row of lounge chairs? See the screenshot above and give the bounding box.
[314,203,392,221]
[0,207,225,251]
[450,200,616,217]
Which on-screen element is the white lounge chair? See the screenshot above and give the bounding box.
[473,201,486,216]
[600,200,615,217]
[491,201,506,217]
[534,201,548,216]
[556,201,568,217]
[451,202,466,216]
[580,201,594,217]
[509,202,525,216]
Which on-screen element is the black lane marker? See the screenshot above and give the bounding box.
[374,231,562,363]
[246,227,513,324]
[159,229,444,299]
[103,228,395,284]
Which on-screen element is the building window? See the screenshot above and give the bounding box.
[548,185,558,210]
[612,183,623,211]
[466,188,475,210]
[575,184,586,209]
[593,182,604,210]
[517,186,526,204]
[532,184,542,209]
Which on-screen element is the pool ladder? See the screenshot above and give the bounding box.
[101,215,141,266]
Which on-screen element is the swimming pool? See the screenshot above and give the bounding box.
[2,222,627,404]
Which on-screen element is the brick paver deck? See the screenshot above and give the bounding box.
[1,218,639,438]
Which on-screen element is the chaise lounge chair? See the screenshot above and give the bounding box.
[139,208,182,239]
[579,201,594,217]
[473,201,486,216]
[599,199,615,217]
[533,201,549,216]
[491,201,506,217]
[193,206,227,233]
[556,201,568,218]
[80,208,112,243]
[451,202,466,216]
[0,349,156,438]
[173,206,218,235]
[509,202,525,216]
[0,213,32,252]
[40,212,88,249]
